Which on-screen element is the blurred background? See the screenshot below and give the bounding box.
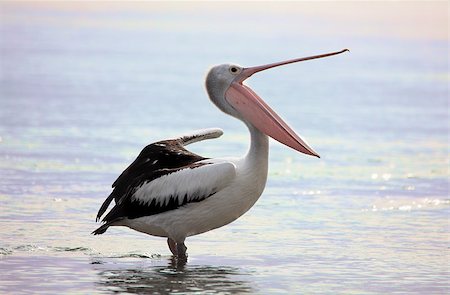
[0,2,448,294]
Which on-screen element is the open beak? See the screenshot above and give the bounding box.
[225,49,348,158]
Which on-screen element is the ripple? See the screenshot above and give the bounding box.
[13,244,43,252]
[111,253,161,259]
[53,246,92,253]
[10,244,95,255]
[0,247,13,256]
[363,197,450,212]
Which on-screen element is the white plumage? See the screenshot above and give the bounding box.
[124,132,268,242]
[132,159,236,207]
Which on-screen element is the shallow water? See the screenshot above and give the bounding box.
[0,2,449,294]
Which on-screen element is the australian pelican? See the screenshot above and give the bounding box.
[93,49,348,258]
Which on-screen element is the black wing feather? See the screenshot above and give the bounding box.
[95,139,206,221]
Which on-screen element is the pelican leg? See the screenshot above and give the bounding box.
[167,238,177,256]
[177,242,187,259]
[167,238,187,258]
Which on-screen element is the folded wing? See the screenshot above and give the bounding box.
[95,128,234,226]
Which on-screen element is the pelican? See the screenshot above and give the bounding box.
[93,49,348,258]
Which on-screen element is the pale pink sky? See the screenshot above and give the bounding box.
[1,1,448,41]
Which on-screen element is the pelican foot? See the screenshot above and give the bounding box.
[167,238,188,259]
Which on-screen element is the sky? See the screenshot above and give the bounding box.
[1,1,448,42]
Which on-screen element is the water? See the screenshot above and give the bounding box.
[1,2,449,294]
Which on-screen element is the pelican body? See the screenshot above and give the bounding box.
[93,49,348,258]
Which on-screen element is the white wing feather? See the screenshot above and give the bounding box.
[178,128,223,145]
[132,160,236,207]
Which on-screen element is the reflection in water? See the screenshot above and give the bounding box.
[93,256,254,294]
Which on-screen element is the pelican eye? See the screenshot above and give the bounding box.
[229,66,241,75]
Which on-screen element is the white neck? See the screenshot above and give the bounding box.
[242,123,269,190]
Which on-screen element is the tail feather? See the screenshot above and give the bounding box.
[96,193,115,222]
[92,223,111,235]
[92,217,124,235]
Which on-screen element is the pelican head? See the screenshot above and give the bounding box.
[205,63,245,120]
[205,49,349,158]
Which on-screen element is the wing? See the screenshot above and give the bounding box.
[95,128,224,221]
[113,128,224,190]
[101,159,236,223]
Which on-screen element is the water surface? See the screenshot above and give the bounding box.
[0,2,448,294]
